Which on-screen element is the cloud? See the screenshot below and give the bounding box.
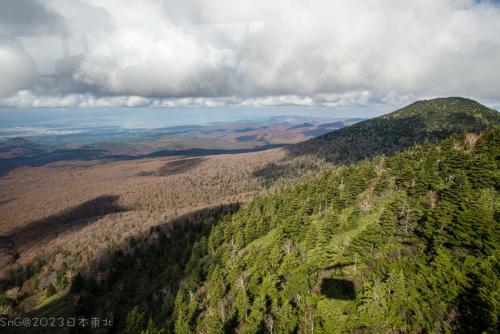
[1,0,500,107]
[0,39,38,97]
[0,90,402,108]
[0,0,66,37]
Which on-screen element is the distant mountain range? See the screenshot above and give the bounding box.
[0,116,362,176]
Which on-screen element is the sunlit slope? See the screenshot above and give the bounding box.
[170,128,499,333]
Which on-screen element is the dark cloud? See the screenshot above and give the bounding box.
[0,38,37,97]
[0,0,66,37]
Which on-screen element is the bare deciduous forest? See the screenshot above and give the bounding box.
[0,147,326,315]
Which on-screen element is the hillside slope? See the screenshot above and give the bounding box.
[170,129,499,333]
[74,128,499,333]
[0,137,49,159]
[288,97,499,163]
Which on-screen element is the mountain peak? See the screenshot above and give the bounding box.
[385,97,496,121]
[288,97,499,164]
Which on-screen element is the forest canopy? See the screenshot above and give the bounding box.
[75,125,499,333]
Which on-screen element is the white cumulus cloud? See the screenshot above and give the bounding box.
[1,0,500,107]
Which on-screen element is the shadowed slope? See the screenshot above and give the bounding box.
[287,97,499,164]
[0,195,127,282]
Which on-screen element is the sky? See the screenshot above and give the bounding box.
[1,0,500,110]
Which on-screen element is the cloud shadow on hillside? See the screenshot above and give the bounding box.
[5,195,127,252]
[253,115,473,184]
[56,203,239,331]
[138,157,206,177]
[0,144,289,177]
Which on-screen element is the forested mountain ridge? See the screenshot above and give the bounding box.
[167,128,499,333]
[72,126,499,333]
[288,97,499,163]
